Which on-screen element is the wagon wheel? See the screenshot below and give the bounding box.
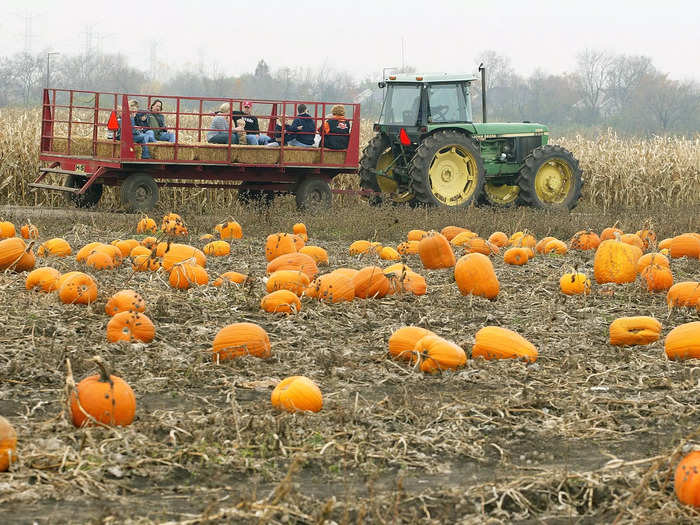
[120,173,159,212]
[295,176,332,212]
[65,174,103,208]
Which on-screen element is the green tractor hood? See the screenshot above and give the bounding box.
[467,122,549,137]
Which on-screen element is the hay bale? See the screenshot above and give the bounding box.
[150,142,196,161]
[322,150,347,164]
[284,146,320,165]
[234,145,280,164]
[51,137,93,156]
[96,140,120,158]
[193,142,232,162]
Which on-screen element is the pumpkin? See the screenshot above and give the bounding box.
[265,233,297,261]
[390,270,427,296]
[352,266,392,299]
[570,230,601,251]
[349,240,372,255]
[600,226,623,241]
[0,221,15,239]
[535,236,556,254]
[667,282,700,308]
[307,273,355,303]
[299,245,329,265]
[160,243,206,271]
[20,223,39,239]
[93,244,123,266]
[107,311,155,343]
[212,322,271,362]
[543,239,568,255]
[161,212,182,227]
[105,289,146,316]
[292,234,305,250]
[136,216,157,233]
[162,218,188,236]
[636,252,670,273]
[85,251,115,271]
[331,268,359,281]
[266,253,318,280]
[261,290,301,314]
[14,247,35,272]
[450,230,479,247]
[70,357,135,427]
[503,247,530,266]
[132,252,160,272]
[418,232,456,269]
[407,229,428,241]
[199,233,214,241]
[665,321,700,360]
[0,416,17,472]
[37,237,71,257]
[464,237,498,256]
[669,233,700,259]
[416,335,467,373]
[141,236,158,249]
[112,239,140,257]
[271,376,322,413]
[267,270,310,295]
[472,326,538,363]
[58,272,98,305]
[212,271,248,287]
[388,326,435,361]
[384,262,411,274]
[397,241,420,255]
[0,238,30,270]
[487,231,508,247]
[440,226,468,241]
[130,245,151,258]
[56,271,82,291]
[509,232,535,248]
[640,264,673,292]
[169,262,209,289]
[560,271,591,295]
[379,246,401,261]
[635,229,657,251]
[454,253,499,300]
[609,316,662,346]
[214,220,243,240]
[26,266,61,293]
[76,242,105,263]
[203,240,231,256]
[674,450,700,507]
[593,238,642,284]
[620,233,644,250]
[293,223,308,241]
[658,238,673,251]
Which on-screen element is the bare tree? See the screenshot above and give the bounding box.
[605,54,654,113]
[639,73,699,132]
[574,49,612,123]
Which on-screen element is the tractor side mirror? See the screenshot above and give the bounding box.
[378,81,386,89]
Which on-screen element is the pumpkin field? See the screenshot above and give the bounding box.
[0,200,699,524]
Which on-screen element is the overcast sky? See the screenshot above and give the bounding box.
[2,0,698,82]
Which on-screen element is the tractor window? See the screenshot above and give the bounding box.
[428,83,468,123]
[379,84,422,126]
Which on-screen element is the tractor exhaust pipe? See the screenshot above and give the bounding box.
[478,63,487,123]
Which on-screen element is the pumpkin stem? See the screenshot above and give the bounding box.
[91,356,113,384]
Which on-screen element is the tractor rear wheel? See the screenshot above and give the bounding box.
[358,134,411,206]
[409,130,485,207]
[517,145,582,210]
[65,175,103,208]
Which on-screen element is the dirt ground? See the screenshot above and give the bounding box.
[0,202,699,524]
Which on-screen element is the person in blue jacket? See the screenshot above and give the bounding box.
[115,100,156,158]
[284,104,316,147]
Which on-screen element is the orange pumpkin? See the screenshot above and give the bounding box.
[390,270,427,296]
[0,416,17,472]
[261,290,301,314]
[0,237,30,270]
[472,326,538,363]
[503,247,530,266]
[450,230,479,247]
[266,253,318,280]
[141,236,158,249]
[265,233,297,261]
[454,253,499,300]
[299,245,329,265]
[665,321,700,361]
[600,226,623,241]
[407,229,428,241]
[416,335,467,373]
[440,226,468,241]
[609,316,662,346]
[70,358,135,427]
[658,237,673,251]
[112,239,140,257]
[85,251,115,271]
[397,241,420,255]
[307,273,355,303]
[669,233,700,259]
[26,266,61,292]
[0,221,16,239]
[560,272,591,295]
[136,216,157,233]
[331,268,359,280]
[418,232,455,269]
[37,237,72,257]
[75,242,105,263]
[674,451,700,507]
[214,220,243,240]
[666,282,700,308]
[267,270,310,295]
[640,264,673,292]
[543,239,568,255]
[105,289,146,316]
[107,311,155,343]
[464,237,498,256]
[131,251,160,272]
[212,271,248,287]
[388,326,435,361]
[570,230,601,251]
[352,266,392,299]
[212,322,271,362]
[620,233,644,250]
[58,272,98,305]
[203,240,231,256]
[593,239,642,284]
[534,236,556,254]
[635,229,657,251]
[636,252,670,273]
[349,240,373,255]
[169,263,209,289]
[379,246,401,261]
[487,231,508,247]
[271,376,322,413]
[93,244,123,266]
[20,223,39,239]
[161,243,206,271]
[292,223,308,241]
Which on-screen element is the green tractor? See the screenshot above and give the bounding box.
[359,68,583,209]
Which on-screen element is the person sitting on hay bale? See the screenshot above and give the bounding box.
[319,105,350,150]
[281,104,316,147]
[145,99,176,142]
[241,101,272,145]
[206,103,246,144]
[115,100,156,159]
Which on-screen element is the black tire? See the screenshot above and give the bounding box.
[120,173,159,212]
[237,183,275,207]
[517,145,583,210]
[295,176,332,211]
[408,130,485,207]
[478,182,520,208]
[357,134,389,206]
[65,174,103,208]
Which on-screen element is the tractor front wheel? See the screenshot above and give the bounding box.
[517,145,582,210]
[409,130,485,207]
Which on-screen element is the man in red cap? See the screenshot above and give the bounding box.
[241,101,272,145]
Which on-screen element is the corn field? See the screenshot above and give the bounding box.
[1,107,698,211]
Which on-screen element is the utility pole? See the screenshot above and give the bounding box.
[46,51,60,89]
[401,37,405,72]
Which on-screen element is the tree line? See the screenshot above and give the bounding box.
[0,48,698,135]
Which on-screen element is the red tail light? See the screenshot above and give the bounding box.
[107,111,119,131]
[399,128,411,146]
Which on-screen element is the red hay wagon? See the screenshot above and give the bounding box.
[33,89,363,211]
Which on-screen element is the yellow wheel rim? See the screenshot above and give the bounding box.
[484,183,519,205]
[376,149,414,202]
[534,159,573,204]
[428,145,478,205]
